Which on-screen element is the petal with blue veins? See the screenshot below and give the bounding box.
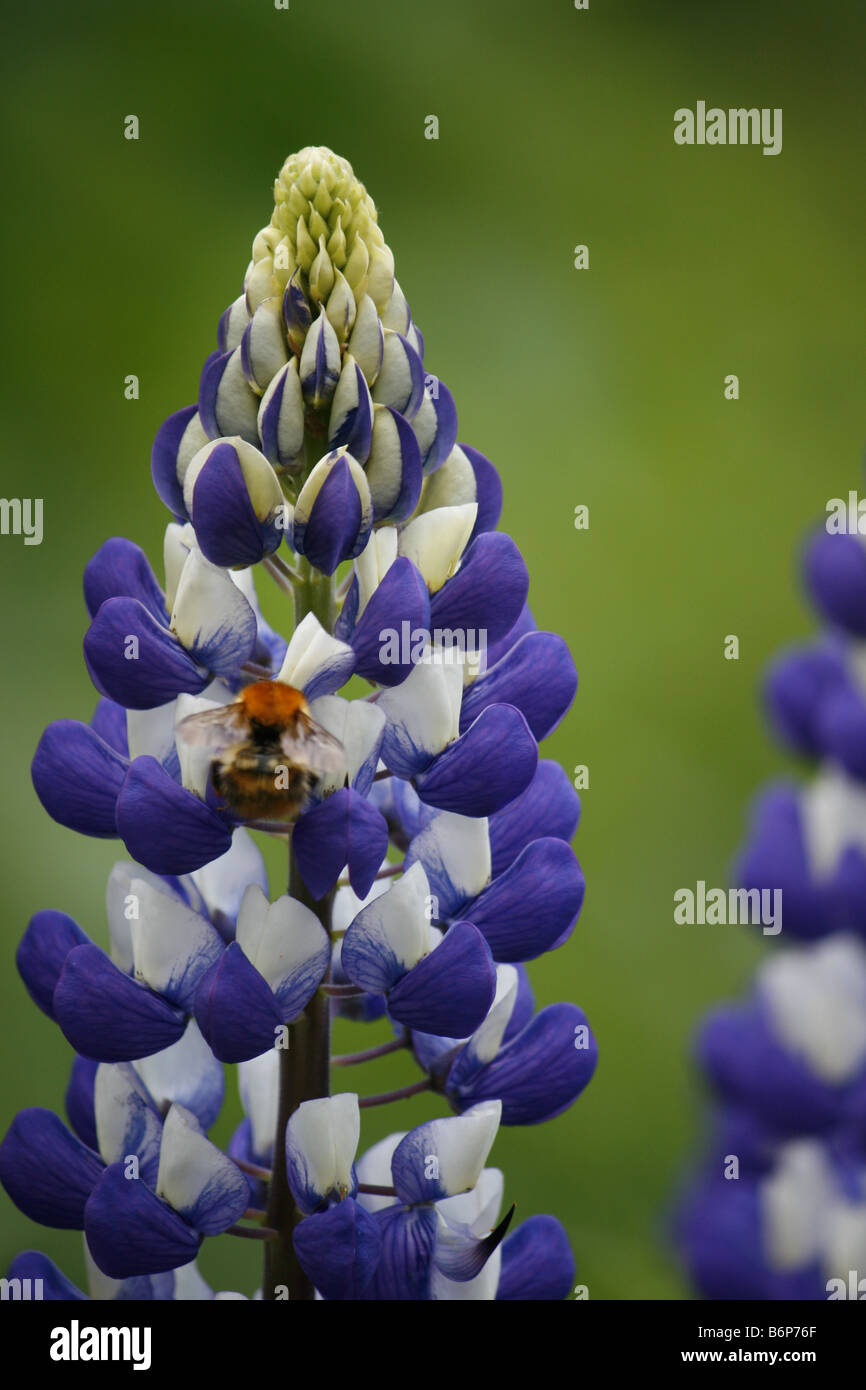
[93,1063,163,1185]
[128,875,225,1010]
[405,811,492,921]
[53,944,187,1062]
[377,659,463,778]
[307,696,386,799]
[156,1104,249,1235]
[235,885,330,1020]
[133,1021,225,1132]
[84,538,167,623]
[299,311,341,409]
[115,757,233,875]
[192,942,284,1063]
[342,862,431,993]
[170,549,258,676]
[285,1094,360,1214]
[258,358,306,472]
[292,1198,382,1300]
[391,1101,502,1206]
[361,1204,437,1300]
[85,1163,201,1278]
[32,720,128,837]
[277,611,355,699]
[387,922,497,1036]
[293,789,388,900]
[465,837,585,961]
[16,910,91,1018]
[416,703,538,817]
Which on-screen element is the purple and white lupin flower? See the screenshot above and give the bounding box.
[677,489,866,1299]
[2,147,596,1300]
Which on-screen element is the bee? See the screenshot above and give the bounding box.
[176,680,345,824]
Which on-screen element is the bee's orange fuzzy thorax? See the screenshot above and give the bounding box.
[239,681,307,727]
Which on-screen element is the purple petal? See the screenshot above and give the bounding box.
[764,642,846,758]
[497,1215,576,1299]
[151,406,201,520]
[387,922,496,1036]
[193,943,284,1063]
[360,1204,437,1301]
[0,1109,103,1228]
[350,558,431,686]
[90,696,130,756]
[460,444,503,537]
[85,1163,201,1278]
[804,527,866,637]
[66,1056,99,1150]
[116,757,233,875]
[16,909,91,1018]
[415,704,538,817]
[465,838,585,961]
[85,597,208,709]
[31,720,127,837]
[449,1003,598,1124]
[430,532,529,646]
[293,789,388,900]
[490,760,580,877]
[295,458,370,577]
[189,441,282,568]
[199,348,260,444]
[83,538,167,623]
[53,945,186,1061]
[6,1251,88,1301]
[460,632,577,742]
[292,1199,382,1301]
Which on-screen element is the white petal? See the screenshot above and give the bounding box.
[170,549,256,659]
[347,861,430,976]
[128,876,223,1003]
[355,526,399,617]
[238,1049,280,1159]
[285,1094,360,1207]
[398,503,477,593]
[761,1140,835,1270]
[126,700,179,765]
[276,611,353,693]
[377,659,463,766]
[464,967,520,1068]
[758,934,866,1083]
[235,884,329,996]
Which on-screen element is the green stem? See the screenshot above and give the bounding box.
[262,560,335,1302]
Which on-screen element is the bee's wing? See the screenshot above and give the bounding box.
[175,702,248,753]
[279,717,346,775]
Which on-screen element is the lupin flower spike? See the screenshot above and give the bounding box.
[3,146,596,1300]
[677,473,866,1299]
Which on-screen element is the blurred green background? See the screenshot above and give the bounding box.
[1,0,864,1299]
